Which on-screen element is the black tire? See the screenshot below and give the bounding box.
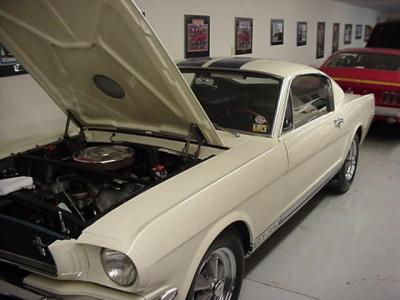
[332,134,359,194]
[186,230,244,300]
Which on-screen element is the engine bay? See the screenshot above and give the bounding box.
[0,135,198,239]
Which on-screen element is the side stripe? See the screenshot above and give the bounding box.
[333,77,400,88]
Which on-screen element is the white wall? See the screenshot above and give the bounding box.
[0,75,67,153]
[135,0,380,67]
[382,13,400,22]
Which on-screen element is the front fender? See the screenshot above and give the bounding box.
[137,210,254,299]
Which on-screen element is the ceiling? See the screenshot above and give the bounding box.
[334,0,400,13]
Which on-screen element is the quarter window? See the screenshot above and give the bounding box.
[289,75,333,128]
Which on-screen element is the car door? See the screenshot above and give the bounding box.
[279,74,346,210]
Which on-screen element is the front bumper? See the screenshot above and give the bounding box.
[375,106,400,123]
[1,274,145,300]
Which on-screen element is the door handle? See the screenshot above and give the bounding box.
[334,118,344,128]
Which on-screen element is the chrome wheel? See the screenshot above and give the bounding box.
[344,138,358,181]
[192,247,237,300]
[331,134,359,194]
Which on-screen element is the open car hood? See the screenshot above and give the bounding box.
[0,0,223,146]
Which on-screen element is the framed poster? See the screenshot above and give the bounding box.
[344,24,352,45]
[297,22,307,46]
[0,44,17,65]
[0,44,27,77]
[332,23,340,53]
[355,24,362,39]
[271,19,284,45]
[316,22,325,59]
[364,25,372,42]
[235,17,253,55]
[184,15,210,58]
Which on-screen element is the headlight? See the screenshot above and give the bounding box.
[101,248,137,286]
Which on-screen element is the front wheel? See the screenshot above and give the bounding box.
[186,230,244,300]
[332,134,359,194]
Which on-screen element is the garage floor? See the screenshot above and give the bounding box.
[240,122,400,300]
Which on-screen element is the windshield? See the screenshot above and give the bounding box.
[326,52,400,71]
[180,69,282,136]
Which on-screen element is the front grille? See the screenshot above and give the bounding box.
[381,91,400,105]
[0,214,62,276]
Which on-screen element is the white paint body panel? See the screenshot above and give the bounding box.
[0,1,375,300]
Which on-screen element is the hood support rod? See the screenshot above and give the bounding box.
[182,123,204,161]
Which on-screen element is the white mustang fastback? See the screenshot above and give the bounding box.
[0,1,374,300]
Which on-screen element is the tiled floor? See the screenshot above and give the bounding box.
[239,122,400,300]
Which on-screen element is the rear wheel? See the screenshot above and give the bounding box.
[332,134,359,193]
[186,231,244,300]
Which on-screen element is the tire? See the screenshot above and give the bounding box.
[186,230,244,300]
[332,134,359,194]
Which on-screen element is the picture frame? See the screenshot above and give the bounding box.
[332,23,340,53]
[316,22,325,59]
[364,25,372,42]
[184,15,210,58]
[296,22,307,46]
[235,17,253,55]
[271,19,284,45]
[355,24,362,40]
[0,44,17,65]
[0,44,27,78]
[344,24,352,45]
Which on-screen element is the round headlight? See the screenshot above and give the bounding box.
[101,248,137,286]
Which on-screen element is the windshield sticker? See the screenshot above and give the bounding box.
[255,115,266,124]
[253,123,267,133]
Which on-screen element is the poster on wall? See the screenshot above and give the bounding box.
[332,23,340,53]
[0,43,27,77]
[184,15,210,58]
[235,17,253,55]
[364,25,372,42]
[344,24,352,45]
[271,19,284,45]
[0,45,17,65]
[316,22,325,59]
[296,22,307,46]
[355,24,362,39]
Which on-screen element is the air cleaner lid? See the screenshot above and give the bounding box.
[73,145,134,164]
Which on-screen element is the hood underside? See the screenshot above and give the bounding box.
[0,0,223,147]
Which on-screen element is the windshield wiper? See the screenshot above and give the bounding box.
[213,123,240,137]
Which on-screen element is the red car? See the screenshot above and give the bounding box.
[320,48,400,123]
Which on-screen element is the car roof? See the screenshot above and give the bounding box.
[333,47,400,56]
[177,57,323,78]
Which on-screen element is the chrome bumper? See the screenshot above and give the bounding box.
[375,106,400,118]
[2,274,177,300]
[0,275,142,300]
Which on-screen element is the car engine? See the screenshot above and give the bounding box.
[0,135,193,238]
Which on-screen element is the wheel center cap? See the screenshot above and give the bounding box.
[214,280,224,297]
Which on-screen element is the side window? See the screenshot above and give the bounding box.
[290,75,333,128]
